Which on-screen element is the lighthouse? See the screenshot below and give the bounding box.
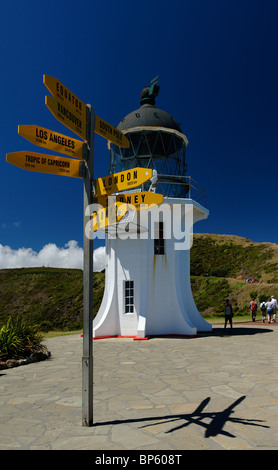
[93,78,212,339]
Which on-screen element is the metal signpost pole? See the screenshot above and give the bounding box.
[82,104,94,426]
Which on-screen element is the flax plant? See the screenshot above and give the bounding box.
[0,317,44,360]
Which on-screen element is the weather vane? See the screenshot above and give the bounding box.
[140,76,160,105]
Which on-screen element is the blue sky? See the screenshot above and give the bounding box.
[0,0,278,269]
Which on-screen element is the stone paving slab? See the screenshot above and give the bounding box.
[1,324,278,450]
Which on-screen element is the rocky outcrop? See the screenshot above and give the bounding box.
[0,349,51,370]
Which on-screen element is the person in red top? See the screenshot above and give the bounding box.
[249,298,257,322]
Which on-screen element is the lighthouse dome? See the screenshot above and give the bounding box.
[118,103,182,133]
[117,78,182,132]
[110,78,188,198]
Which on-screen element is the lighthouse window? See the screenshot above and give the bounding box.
[124,280,134,314]
[154,221,165,255]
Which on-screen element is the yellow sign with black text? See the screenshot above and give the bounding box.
[43,75,87,123]
[18,125,85,160]
[45,96,87,141]
[6,151,83,178]
[94,168,153,197]
[92,196,125,231]
[114,191,163,210]
[94,115,130,148]
[92,192,163,231]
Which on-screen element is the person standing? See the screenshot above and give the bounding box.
[260,300,267,322]
[271,296,277,322]
[249,298,257,322]
[224,298,233,330]
[265,297,274,323]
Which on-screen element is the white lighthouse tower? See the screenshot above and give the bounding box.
[93,79,212,339]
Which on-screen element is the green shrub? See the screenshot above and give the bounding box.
[191,276,231,314]
[0,317,44,360]
[250,290,258,299]
[39,320,53,332]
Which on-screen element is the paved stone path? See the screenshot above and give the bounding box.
[1,324,278,450]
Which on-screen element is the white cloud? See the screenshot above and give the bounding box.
[0,241,106,272]
[93,245,106,272]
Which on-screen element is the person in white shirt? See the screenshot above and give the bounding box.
[271,296,277,322]
[265,298,274,323]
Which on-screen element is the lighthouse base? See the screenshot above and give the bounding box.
[93,198,212,339]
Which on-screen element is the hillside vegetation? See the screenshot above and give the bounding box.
[191,233,278,282]
[0,268,104,332]
[191,234,278,316]
[0,234,278,331]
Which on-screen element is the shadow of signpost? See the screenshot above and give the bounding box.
[140,396,269,438]
[94,395,269,439]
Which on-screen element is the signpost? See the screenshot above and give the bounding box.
[92,192,163,231]
[94,167,153,197]
[45,95,87,141]
[94,115,130,148]
[18,125,86,160]
[92,197,124,231]
[6,151,84,178]
[115,191,163,209]
[6,74,164,428]
[82,105,94,426]
[43,74,87,122]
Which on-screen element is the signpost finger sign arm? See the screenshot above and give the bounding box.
[18,125,86,160]
[6,151,84,178]
[94,167,153,197]
[94,115,130,148]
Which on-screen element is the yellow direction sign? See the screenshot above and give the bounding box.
[115,191,163,216]
[18,125,85,160]
[92,196,124,231]
[43,75,87,122]
[92,192,163,231]
[45,96,87,141]
[6,151,83,178]
[95,167,153,197]
[94,115,130,148]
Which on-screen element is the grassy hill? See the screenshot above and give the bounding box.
[191,234,278,317]
[1,233,278,331]
[0,268,104,332]
[191,233,278,281]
